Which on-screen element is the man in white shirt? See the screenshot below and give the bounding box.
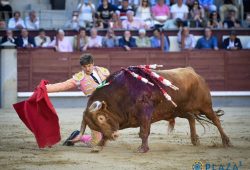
[49,29,73,52]
[122,11,147,30]
[87,28,103,48]
[77,0,95,28]
[25,10,39,30]
[170,0,188,20]
[8,11,25,29]
[35,28,51,47]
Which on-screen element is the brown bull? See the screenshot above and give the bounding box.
[79,67,231,153]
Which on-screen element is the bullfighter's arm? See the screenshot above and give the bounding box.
[46,78,77,93]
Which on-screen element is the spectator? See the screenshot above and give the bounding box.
[117,0,134,20]
[135,0,153,28]
[25,10,39,30]
[94,14,104,29]
[151,0,170,27]
[102,28,118,47]
[0,0,12,20]
[189,0,206,28]
[88,27,103,48]
[170,0,189,21]
[64,11,81,30]
[0,19,6,29]
[77,0,96,28]
[195,27,218,50]
[223,9,241,28]
[35,28,51,47]
[177,26,196,50]
[8,11,25,29]
[74,27,89,51]
[219,0,238,22]
[97,0,117,28]
[207,11,223,28]
[136,28,151,47]
[49,29,73,52]
[223,30,242,50]
[242,13,250,28]
[1,29,16,44]
[150,28,169,51]
[16,28,36,48]
[108,12,123,29]
[118,30,136,51]
[198,0,217,12]
[122,11,147,29]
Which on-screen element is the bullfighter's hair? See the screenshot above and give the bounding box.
[80,54,94,66]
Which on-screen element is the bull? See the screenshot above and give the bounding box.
[79,67,231,153]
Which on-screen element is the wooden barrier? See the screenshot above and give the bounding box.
[17,48,250,92]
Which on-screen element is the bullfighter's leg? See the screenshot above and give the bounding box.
[201,108,232,147]
[91,136,108,153]
[90,130,102,146]
[187,115,200,146]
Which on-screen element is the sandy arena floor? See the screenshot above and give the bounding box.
[0,107,250,170]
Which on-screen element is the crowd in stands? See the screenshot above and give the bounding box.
[0,0,250,51]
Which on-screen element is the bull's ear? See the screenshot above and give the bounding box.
[102,101,107,110]
[89,101,102,113]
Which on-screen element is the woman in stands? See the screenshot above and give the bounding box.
[74,27,89,51]
[207,11,223,28]
[135,0,153,28]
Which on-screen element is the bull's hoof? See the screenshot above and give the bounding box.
[91,146,103,153]
[137,146,149,153]
[222,137,233,148]
[191,135,200,146]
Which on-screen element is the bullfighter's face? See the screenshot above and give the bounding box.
[85,101,119,140]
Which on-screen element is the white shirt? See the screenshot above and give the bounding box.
[8,18,26,29]
[170,4,188,20]
[23,38,28,47]
[92,70,102,84]
[35,36,51,47]
[136,7,152,21]
[49,38,73,52]
[25,16,40,30]
[88,36,102,48]
[77,3,95,22]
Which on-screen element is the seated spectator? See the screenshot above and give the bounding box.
[195,27,218,50]
[25,10,39,30]
[207,11,223,28]
[88,27,103,48]
[117,0,134,20]
[35,28,51,47]
[223,9,241,28]
[170,0,189,21]
[64,11,81,30]
[94,15,104,29]
[219,0,238,22]
[1,29,16,44]
[151,0,170,27]
[122,11,147,29]
[74,27,89,51]
[97,0,117,28]
[150,28,169,51]
[223,30,242,50]
[136,28,151,47]
[16,28,36,48]
[8,11,25,29]
[0,19,6,29]
[119,30,136,51]
[242,13,250,28]
[135,0,153,28]
[177,26,196,50]
[49,29,73,52]
[102,28,118,47]
[189,0,206,28]
[0,0,12,20]
[77,0,95,29]
[199,0,217,12]
[108,13,123,29]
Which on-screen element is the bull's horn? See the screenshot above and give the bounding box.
[79,116,87,136]
[89,101,102,113]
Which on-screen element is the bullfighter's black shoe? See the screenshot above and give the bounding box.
[63,130,80,146]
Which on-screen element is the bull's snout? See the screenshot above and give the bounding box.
[111,131,119,140]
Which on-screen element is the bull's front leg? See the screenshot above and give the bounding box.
[137,114,151,153]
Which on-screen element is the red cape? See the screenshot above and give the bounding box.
[13,80,61,148]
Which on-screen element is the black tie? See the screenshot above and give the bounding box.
[90,73,100,84]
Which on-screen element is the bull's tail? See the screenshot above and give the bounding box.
[188,109,225,134]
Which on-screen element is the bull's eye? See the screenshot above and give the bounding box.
[97,115,106,124]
